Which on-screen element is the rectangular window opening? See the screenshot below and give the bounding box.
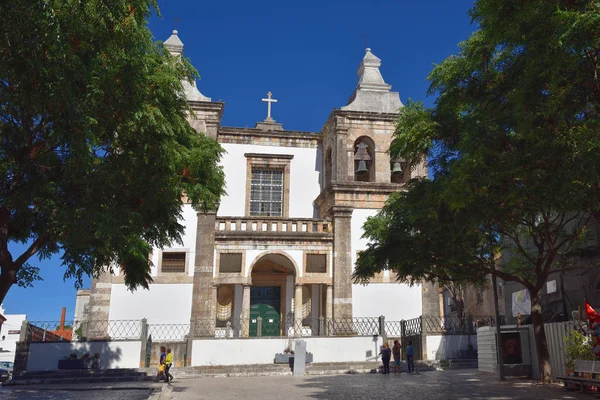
[161,252,186,273]
[306,254,327,274]
[249,169,284,217]
[219,253,243,273]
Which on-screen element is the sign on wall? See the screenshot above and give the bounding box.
[511,289,531,317]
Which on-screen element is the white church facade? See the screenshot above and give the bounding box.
[83,31,430,338]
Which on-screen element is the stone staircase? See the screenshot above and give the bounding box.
[7,368,153,385]
[6,358,477,385]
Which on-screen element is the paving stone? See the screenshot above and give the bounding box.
[169,369,592,400]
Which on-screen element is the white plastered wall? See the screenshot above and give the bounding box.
[192,336,383,366]
[351,208,422,321]
[149,203,198,277]
[27,341,141,371]
[219,143,321,218]
[108,284,192,325]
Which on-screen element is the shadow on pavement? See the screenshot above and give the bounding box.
[293,370,590,400]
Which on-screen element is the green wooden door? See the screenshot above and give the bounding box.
[250,287,281,337]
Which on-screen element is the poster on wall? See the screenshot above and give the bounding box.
[585,301,600,359]
[500,332,523,364]
[512,289,531,317]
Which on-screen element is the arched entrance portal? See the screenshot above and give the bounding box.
[250,253,296,337]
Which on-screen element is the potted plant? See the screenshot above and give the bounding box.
[58,352,86,370]
[91,353,100,369]
[564,330,594,376]
[274,347,294,364]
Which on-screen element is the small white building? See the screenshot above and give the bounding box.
[83,31,431,338]
[0,305,27,362]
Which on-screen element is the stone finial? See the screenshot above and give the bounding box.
[164,30,211,102]
[164,30,184,56]
[341,48,403,114]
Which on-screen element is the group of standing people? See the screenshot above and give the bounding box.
[156,346,174,382]
[380,340,415,374]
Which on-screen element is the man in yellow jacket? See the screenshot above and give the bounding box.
[165,348,174,382]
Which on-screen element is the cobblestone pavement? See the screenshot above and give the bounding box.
[0,381,159,400]
[170,369,592,400]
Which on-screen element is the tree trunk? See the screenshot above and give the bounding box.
[531,290,552,382]
[0,266,17,305]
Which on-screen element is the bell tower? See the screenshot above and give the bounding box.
[315,48,427,321]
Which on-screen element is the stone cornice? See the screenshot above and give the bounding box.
[315,181,406,217]
[244,153,294,160]
[188,101,225,120]
[218,126,319,148]
[215,232,334,244]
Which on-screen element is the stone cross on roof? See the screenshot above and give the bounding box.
[262,91,278,122]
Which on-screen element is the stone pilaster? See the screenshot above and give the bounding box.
[421,281,441,317]
[241,285,250,338]
[332,206,353,320]
[325,285,333,320]
[190,207,218,337]
[420,281,441,360]
[87,270,112,338]
[294,284,303,336]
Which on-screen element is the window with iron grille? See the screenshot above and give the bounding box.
[306,254,327,273]
[250,169,283,217]
[161,252,186,273]
[219,253,242,273]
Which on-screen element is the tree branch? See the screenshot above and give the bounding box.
[13,234,51,268]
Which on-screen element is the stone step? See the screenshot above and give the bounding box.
[9,368,152,386]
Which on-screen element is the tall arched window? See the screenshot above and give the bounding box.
[354,137,375,182]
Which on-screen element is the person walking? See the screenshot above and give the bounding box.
[165,348,174,382]
[155,346,167,382]
[406,340,415,373]
[380,342,392,375]
[392,340,401,374]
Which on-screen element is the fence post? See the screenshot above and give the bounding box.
[80,320,89,341]
[226,321,232,338]
[257,317,262,338]
[14,321,31,378]
[139,318,148,368]
[378,315,387,342]
[19,320,30,343]
[319,317,325,337]
[420,315,427,361]
[185,319,195,367]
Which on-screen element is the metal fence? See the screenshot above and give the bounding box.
[148,324,190,341]
[25,314,503,344]
[27,320,142,342]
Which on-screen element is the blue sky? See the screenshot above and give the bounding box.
[3,0,477,321]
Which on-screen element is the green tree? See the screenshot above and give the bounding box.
[354,0,600,383]
[0,0,225,303]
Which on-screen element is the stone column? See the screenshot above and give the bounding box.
[331,206,353,320]
[325,285,333,336]
[294,284,303,337]
[420,281,441,360]
[241,285,251,338]
[190,206,218,337]
[87,271,112,339]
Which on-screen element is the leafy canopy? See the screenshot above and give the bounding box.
[354,0,600,382]
[0,0,225,301]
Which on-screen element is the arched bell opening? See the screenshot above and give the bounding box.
[354,136,375,182]
[390,158,410,184]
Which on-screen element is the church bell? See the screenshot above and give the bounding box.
[356,160,369,174]
[391,161,403,175]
